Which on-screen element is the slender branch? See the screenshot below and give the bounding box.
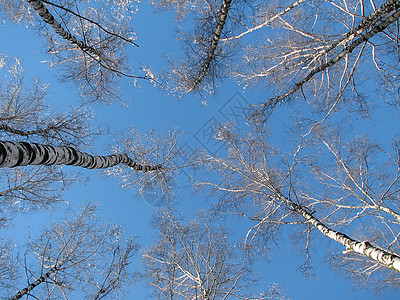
[27,0,100,56]
[41,0,139,47]
[222,0,307,41]
[255,2,400,117]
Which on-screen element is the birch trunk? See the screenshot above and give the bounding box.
[188,0,232,92]
[260,0,400,110]
[27,0,100,55]
[274,190,400,272]
[0,141,161,171]
[9,263,60,300]
[323,0,400,55]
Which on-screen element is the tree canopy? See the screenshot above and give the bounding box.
[0,0,399,298]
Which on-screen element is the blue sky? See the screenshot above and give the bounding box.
[1,1,399,299]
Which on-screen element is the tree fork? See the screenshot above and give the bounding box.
[0,141,161,171]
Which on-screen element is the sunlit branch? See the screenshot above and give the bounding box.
[221,0,307,41]
[254,2,400,119]
[27,0,100,56]
[41,0,139,47]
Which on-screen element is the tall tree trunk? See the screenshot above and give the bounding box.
[9,263,60,300]
[188,0,232,92]
[0,141,161,171]
[274,189,400,272]
[27,0,100,55]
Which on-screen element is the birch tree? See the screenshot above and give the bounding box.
[232,0,400,120]
[152,0,240,97]
[0,240,17,298]
[142,210,285,299]
[9,203,139,300]
[0,140,162,170]
[0,133,185,211]
[0,56,95,219]
[159,0,399,122]
[0,0,157,103]
[0,58,178,214]
[301,125,400,287]
[199,124,400,285]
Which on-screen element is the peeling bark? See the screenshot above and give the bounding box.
[0,141,161,171]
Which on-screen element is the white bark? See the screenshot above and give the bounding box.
[258,0,400,112]
[222,0,307,41]
[275,191,400,272]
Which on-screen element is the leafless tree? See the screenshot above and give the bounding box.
[230,0,400,121]
[0,0,159,104]
[9,203,139,300]
[142,209,285,299]
[197,124,400,286]
[300,125,400,288]
[157,0,399,120]
[0,55,96,221]
[0,239,18,298]
[0,130,183,213]
[105,128,190,206]
[0,58,181,217]
[152,0,243,98]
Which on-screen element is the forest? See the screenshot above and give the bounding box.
[0,0,400,299]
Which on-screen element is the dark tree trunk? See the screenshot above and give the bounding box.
[27,0,100,55]
[0,141,161,171]
[188,0,232,92]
